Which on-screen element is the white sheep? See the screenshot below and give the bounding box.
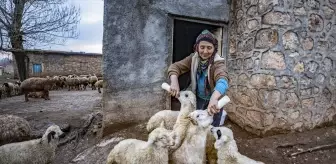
[0,115,32,146]
[146,110,180,131]
[89,74,98,90]
[169,90,197,151]
[210,126,265,164]
[169,110,214,164]
[147,83,230,133]
[0,124,65,164]
[94,80,104,93]
[146,90,196,132]
[106,122,175,164]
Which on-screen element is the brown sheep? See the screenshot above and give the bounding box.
[0,115,32,146]
[20,77,57,102]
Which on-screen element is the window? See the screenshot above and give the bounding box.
[32,63,42,75]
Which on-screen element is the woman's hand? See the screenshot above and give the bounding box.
[207,98,219,115]
[207,90,222,115]
[170,75,180,98]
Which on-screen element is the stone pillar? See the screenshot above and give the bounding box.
[227,0,336,135]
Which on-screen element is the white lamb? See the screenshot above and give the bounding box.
[169,110,214,164]
[210,126,265,164]
[146,110,179,131]
[106,122,175,164]
[146,90,196,132]
[0,124,65,164]
[169,91,196,150]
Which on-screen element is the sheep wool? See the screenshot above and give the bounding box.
[169,110,213,164]
[210,126,265,164]
[0,115,32,146]
[106,123,175,164]
[94,80,104,93]
[20,77,57,102]
[0,124,65,164]
[146,90,196,133]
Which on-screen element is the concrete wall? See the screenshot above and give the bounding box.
[227,0,336,135]
[102,0,229,135]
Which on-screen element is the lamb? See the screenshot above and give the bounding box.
[147,83,229,132]
[146,84,197,133]
[146,110,180,132]
[0,124,65,164]
[20,77,57,102]
[0,115,32,146]
[27,91,45,98]
[169,110,214,164]
[94,80,104,93]
[169,90,197,151]
[210,126,265,164]
[146,91,196,132]
[106,122,175,164]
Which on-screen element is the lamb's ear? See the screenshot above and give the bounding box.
[159,121,165,128]
[47,131,56,143]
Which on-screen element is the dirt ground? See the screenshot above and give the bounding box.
[0,89,335,164]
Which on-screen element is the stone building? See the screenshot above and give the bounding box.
[12,49,102,78]
[103,0,336,136]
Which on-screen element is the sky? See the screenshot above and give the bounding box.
[49,0,104,53]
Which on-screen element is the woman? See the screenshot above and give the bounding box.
[167,29,229,127]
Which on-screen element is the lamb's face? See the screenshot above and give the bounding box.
[187,110,213,128]
[44,125,65,143]
[148,127,175,148]
[178,91,196,107]
[210,126,232,149]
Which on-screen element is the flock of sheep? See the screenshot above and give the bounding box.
[0,82,265,164]
[105,83,265,164]
[0,74,104,101]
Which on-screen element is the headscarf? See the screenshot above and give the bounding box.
[194,29,218,74]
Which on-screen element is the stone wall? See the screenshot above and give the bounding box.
[27,53,102,77]
[13,50,102,78]
[227,0,336,135]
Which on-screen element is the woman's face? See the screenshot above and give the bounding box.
[198,41,215,60]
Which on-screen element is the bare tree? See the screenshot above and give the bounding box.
[0,0,80,80]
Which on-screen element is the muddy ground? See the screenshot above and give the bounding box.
[0,89,335,164]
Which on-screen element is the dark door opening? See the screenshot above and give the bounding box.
[171,19,222,111]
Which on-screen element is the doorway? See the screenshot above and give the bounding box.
[171,19,223,111]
